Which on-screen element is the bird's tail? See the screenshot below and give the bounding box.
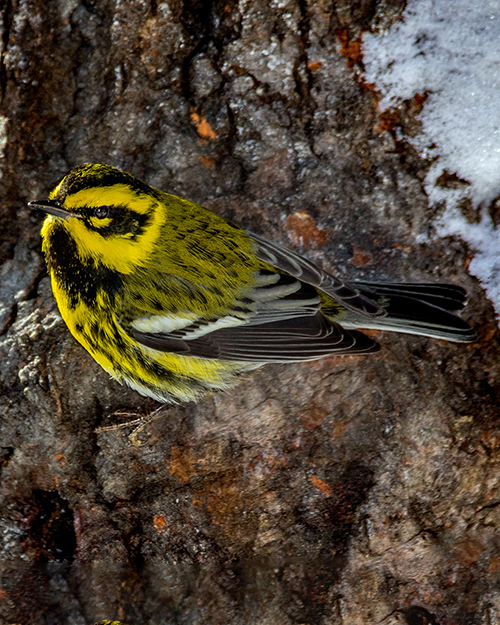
[340,282,476,343]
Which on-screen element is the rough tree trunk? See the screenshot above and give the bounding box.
[0,1,498,624]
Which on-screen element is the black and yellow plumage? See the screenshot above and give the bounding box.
[30,164,475,403]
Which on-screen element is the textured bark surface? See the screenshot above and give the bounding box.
[0,1,499,624]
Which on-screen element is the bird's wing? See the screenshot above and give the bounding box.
[117,267,379,362]
[248,231,386,317]
[124,312,379,362]
[116,230,386,361]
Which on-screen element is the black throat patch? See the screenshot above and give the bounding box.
[46,222,124,309]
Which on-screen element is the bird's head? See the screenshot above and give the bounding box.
[31,164,166,273]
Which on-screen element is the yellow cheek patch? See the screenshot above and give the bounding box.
[65,218,154,274]
[57,184,166,274]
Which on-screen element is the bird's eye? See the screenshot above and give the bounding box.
[94,206,109,219]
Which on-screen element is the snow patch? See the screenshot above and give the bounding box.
[362,0,500,318]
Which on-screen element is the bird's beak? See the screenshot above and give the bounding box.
[29,199,78,220]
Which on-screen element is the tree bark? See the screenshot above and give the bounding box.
[0,0,498,623]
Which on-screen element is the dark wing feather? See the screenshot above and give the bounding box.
[129,314,379,362]
[248,231,386,317]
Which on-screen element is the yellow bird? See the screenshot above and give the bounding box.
[30,164,475,403]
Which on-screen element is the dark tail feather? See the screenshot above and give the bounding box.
[342,282,476,343]
[355,282,467,311]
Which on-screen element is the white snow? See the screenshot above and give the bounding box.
[362,0,500,319]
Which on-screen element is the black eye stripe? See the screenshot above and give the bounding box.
[82,205,151,239]
[94,206,110,219]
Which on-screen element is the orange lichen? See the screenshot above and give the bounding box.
[199,155,216,168]
[153,515,167,531]
[286,211,329,249]
[335,29,363,67]
[309,474,333,498]
[308,61,323,72]
[373,108,400,134]
[190,109,217,140]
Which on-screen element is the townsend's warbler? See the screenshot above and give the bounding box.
[30,164,475,403]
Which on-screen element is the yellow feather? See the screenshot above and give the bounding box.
[63,184,154,214]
